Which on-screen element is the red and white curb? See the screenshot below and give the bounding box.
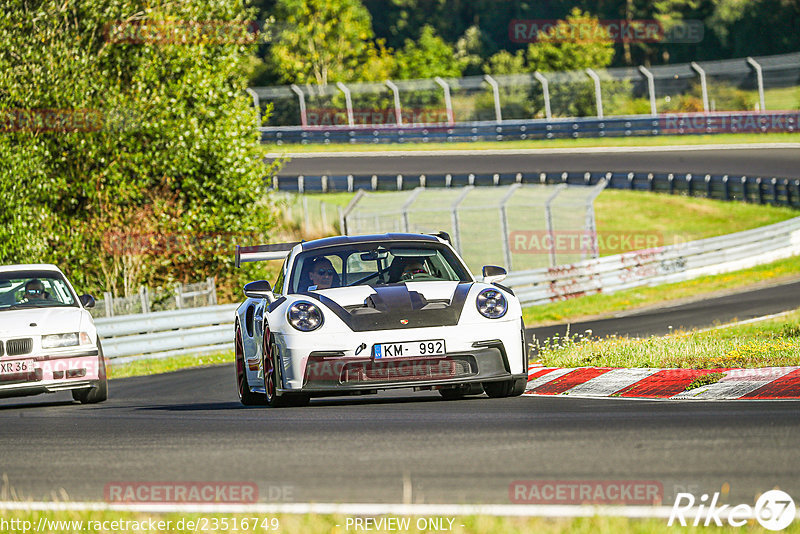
[525,366,800,400]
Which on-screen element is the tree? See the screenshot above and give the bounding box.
[0,0,279,297]
[393,25,462,79]
[269,0,380,86]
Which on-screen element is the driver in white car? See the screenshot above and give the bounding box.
[24,279,49,302]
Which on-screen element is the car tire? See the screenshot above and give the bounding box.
[72,340,108,404]
[439,383,483,400]
[264,337,310,408]
[236,322,267,406]
[438,388,466,400]
[483,377,527,398]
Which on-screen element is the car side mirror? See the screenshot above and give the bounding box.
[482,265,507,285]
[243,280,275,302]
[79,294,96,309]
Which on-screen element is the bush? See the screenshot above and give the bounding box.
[0,0,279,300]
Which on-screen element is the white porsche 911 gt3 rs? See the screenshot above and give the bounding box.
[0,264,107,403]
[234,233,528,407]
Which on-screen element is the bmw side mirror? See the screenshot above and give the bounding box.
[482,265,507,285]
[243,280,275,302]
[79,294,96,309]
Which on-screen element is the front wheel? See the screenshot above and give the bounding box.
[263,337,309,408]
[236,323,266,406]
[483,377,527,398]
[72,341,108,404]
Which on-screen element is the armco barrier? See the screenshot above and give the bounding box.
[261,111,799,145]
[274,171,800,209]
[95,304,237,363]
[505,216,800,305]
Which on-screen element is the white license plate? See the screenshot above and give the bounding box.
[0,359,34,376]
[374,340,446,359]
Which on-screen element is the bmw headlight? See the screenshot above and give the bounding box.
[287,301,324,332]
[41,333,79,349]
[476,288,507,319]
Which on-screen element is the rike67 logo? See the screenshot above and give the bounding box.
[669,490,796,530]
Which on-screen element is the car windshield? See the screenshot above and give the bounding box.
[0,270,77,311]
[288,242,472,293]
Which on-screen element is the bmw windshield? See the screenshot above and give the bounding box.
[0,270,78,311]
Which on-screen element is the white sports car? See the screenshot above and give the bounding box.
[234,233,527,407]
[0,264,107,403]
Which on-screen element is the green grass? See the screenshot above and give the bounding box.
[108,351,231,379]
[764,86,800,111]
[266,132,800,153]
[0,510,796,533]
[592,190,798,255]
[523,254,800,326]
[534,309,800,369]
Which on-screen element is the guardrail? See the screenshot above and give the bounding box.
[273,170,800,209]
[95,304,236,363]
[261,111,799,145]
[505,216,800,306]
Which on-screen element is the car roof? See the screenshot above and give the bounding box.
[0,264,64,275]
[300,233,440,252]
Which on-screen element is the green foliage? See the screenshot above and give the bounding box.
[269,0,391,86]
[393,25,462,80]
[0,0,279,298]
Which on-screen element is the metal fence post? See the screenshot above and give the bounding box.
[638,66,657,116]
[104,291,113,317]
[586,68,604,119]
[207,277,217,306]
[175,283,183,309]
[245,88,261,129]
[401,187,424,232]
[533,72,552,120]
[584,179,608,259]
[434,77,455,125]
[690,62,709,113]
[544,184,567,268]
[746,57,766,111]
[483,74,503,123]
[499,184,522,271]
[290,84,308,127]
[336,82,355,127]
[450,185,473,254]
[385,80,403,125]
[139,286,149,314]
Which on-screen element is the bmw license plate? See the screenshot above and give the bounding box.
[0,359,34,376]
[373,340,446,359]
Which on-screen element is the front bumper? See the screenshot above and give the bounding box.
[0,350,102,399]
[294,345,521,394]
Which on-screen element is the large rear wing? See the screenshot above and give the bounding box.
[235,242,300,268]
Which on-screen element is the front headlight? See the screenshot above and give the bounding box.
[476,288,507,319]
[42,333,79,349]
[287,301,324,331]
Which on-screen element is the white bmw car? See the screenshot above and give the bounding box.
[234,233,527,407]
[0,264,107,403]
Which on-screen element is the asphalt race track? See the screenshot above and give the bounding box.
[1,280,799,505]
[273,146,800,179]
